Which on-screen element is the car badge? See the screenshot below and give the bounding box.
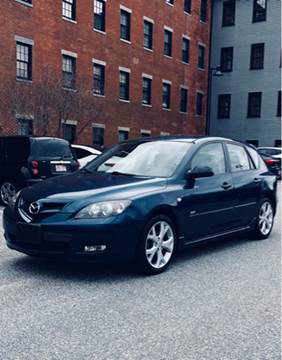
[29,202,41,215]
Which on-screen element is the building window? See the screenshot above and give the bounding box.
[142,77,152,105]
[17,118,33,136]
[120,9,131,41]
[144,20,153,50]
[94,0,106,32]
[162,82,171,109]
[246,140,259,147]
[119,71,130,101]
[164,29,173,57]
[118,129,129,142]
[165,0,174,5]
[62,123,76,143]
[62,55,76,89]
[184,0,191,14]
[180,88,188,113]
[141,130,151,137]
[247,92,262,118]
[182,38,190,64]
[196,92,203,116]
[253,0,267,22]
[200,0,207,22]
[217,94,231,118]
[222,0,235,26]
[198,45,205,69]
[220,47,233,72]
[93,125,105,147]
[19,0,32,4]
[250,43,264,69]
[93,63,105,95]
[275,140,282,147]
[277,91,281,117]
[62,0,76,21]
[16,42,32,80]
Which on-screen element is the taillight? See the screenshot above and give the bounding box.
[265,159,279,165]
[31,160,39,175]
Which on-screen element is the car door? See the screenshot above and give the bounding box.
[225,142,262,228]
[180,142,237,242]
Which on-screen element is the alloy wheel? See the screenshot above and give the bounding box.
[258,201,273,236]
[145,221,175,269]
[0,182,16,205]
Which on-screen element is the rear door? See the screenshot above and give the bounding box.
[225,142,262,227]
[180,142,237,241]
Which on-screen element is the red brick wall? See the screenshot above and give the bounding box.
[0,0,211,146]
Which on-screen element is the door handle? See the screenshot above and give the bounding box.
[254,177,262,183]
[221,182,232,190]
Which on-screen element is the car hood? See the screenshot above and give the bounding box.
[21,171,167,203]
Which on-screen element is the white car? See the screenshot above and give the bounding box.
[257,147,282,160]
[71,145,101,168]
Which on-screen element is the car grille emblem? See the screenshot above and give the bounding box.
[29,202,41,215]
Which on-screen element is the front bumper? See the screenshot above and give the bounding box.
[3,207,143,263]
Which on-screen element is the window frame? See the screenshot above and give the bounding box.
[180,87,188,113]
[93,124,105,147]
[247,92,262,118]
[182,37,190,64]
[62,54,76,89]
[222,0,236,27]
[164,28,173,57]
[184,0,192,14]
[196,92,204,116]
[119,69,130,101]
[62,0,76,21]
[217,94,231,119]
[277,90,281,117]
[225,142,252,173]
[16,41,32,81]
[93,62,105,96]
[142,76,152,106]
[198,44,205,69]
[94,0,106,32]
[250,43,265,70]
[120,8,131,42]
[220,47,233,72]
[253,0,267,22]
[144,19,153,50]
[200,0,207,22]
[162,81,171,110]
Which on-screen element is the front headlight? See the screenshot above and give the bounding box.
[75,200,132,219]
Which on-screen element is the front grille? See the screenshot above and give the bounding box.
[18,197,69,223]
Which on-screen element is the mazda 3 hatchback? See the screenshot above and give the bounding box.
[3,137,277,274]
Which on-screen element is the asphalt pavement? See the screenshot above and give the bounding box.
[0,188,281,360]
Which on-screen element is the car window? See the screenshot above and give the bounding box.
[246,147,260,168]
[75,148,91,158]
[191,143,226,175]
[227,143,250,172]
[35,140,73,159]
[6,138,30,162]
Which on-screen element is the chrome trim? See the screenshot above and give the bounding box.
[235,202,257,208]
[189,206,233,217]
[184,226,250,246]
[18,208,32,223]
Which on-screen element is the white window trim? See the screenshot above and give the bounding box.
[15,36,34,46]
[164,26,173,33]
[92,123,106,129]
[141,129,151,135]
[180,85,189,90]
[197,90,204,94]
[165,1,174,7]
[62,17,77,25]
[143,16,154,24]
[118,126,130,132]
[120,4,132,13]
[198,42,206,48]
[61,119,78,126]
[15,0,33,8]
[61,49,77,58]
[163,79,172,85]
[92,58,106,66]
[119,66,131,73]
[183,34,191,40]
[16,113,34,120]
[142,73,153,80]
[161,132,170,136]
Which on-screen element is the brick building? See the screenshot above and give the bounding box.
[0,0,211,147]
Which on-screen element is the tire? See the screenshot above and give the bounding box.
[250,199,274,240]
[0,180,18,206]
[136,215,177,275]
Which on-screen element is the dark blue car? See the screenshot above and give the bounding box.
[3,137,277,274]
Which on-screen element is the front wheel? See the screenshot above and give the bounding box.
[250,199,274,240]
[0,180,17,205]
[136,215,176,275]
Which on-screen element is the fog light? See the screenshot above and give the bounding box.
[84,245,107,253]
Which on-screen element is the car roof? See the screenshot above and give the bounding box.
[120,135,234,146]
[71,144,101,154]
[258,147,282,150]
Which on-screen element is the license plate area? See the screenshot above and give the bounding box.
[50,161,71,174]
[55,164,67,172]
[17,223,41,245]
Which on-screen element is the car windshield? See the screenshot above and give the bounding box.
[84,141,192,178]
[35,139,73,159]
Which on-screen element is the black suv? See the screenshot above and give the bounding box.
[0,136,79,205]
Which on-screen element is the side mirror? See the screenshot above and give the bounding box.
[185,166,214,180]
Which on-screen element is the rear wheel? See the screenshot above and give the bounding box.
[0,180,17,205]
[136,215,176,275]
[250,199,274,240]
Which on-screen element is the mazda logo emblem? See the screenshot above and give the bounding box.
[29,202,41,215]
